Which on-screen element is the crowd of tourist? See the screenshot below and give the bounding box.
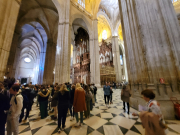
[0,79,168,135]
[0,80,99,134]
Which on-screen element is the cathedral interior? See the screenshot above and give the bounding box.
[1,0,180,134]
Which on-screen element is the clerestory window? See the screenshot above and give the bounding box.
[102,30,107,40]
[172,0,178,2]
[78,0,85,8]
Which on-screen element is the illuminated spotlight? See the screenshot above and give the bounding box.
[24,57,31,63]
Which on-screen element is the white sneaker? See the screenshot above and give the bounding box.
[70,117,74,121]
[61,126,66,131]
[58,128,61,133]
[74,122,80,127]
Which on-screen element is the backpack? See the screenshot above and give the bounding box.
[94,86,97,91]
[90,87,94,94]
[2,89,10,99]
[86,91,93,102]
[14,94,29,106]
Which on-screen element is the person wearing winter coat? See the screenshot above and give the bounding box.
[84,85,93,118]
[55,84,69,133]
[73,83,87,127]
[0,83,10,135]
[121,85,131,114]
[69,85,75,121]
[51,85,59,120]
[38,86,50,119]
[93,84,97,102]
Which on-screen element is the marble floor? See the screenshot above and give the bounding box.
[7,89,180,135]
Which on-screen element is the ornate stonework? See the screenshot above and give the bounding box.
[99,40,116,85]
[73,28,90,84]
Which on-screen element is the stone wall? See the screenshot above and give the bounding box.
[118,0,180,119]
[0,0,21,81]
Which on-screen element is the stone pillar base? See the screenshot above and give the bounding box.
[130,83,180,119]
[95,84,101,88]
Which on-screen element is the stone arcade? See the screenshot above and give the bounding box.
[0,0,180,119]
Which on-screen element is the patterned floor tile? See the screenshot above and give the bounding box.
[33,125,57,135]
[83,116,108,130]
[100,113,113,118]
[103,125,123,135]
[125,130,141,135]
[69,125,88,135]
[88,130,103,135]
[7,88,180,135]
[110,116,136,129]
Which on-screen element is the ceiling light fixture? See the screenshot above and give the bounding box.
[24,57,31,63]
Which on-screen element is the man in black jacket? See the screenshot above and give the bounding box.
[93,84,97,103]
[0,83,10,135]
[19,84,35,122]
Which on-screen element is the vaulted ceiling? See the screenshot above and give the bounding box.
[99,0,120,26]
[16,0,59,42]
[96,0,122,42]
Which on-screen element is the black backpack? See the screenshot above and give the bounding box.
[2,89,10,99]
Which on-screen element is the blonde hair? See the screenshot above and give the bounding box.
[75,83,81,89]
[60,84,68,95]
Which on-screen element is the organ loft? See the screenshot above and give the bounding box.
[72,28,90,84]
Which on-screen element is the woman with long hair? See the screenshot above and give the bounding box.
[84,85,93,118]
[51,85,60,120]
[73,83,87,127]
[38,86,50,119]
[56,84,69,133]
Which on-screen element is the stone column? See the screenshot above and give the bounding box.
[38,52,46,84]
[54,0,71,84]
[0,0,21,81]
[90,20,101,87]
[73,46,77,64]
[55,23,71,84]
[118,0,180,119]
[123,54,128,82]
[112,36,122,83]
[7,32,20,78]
[43,39,56,84]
